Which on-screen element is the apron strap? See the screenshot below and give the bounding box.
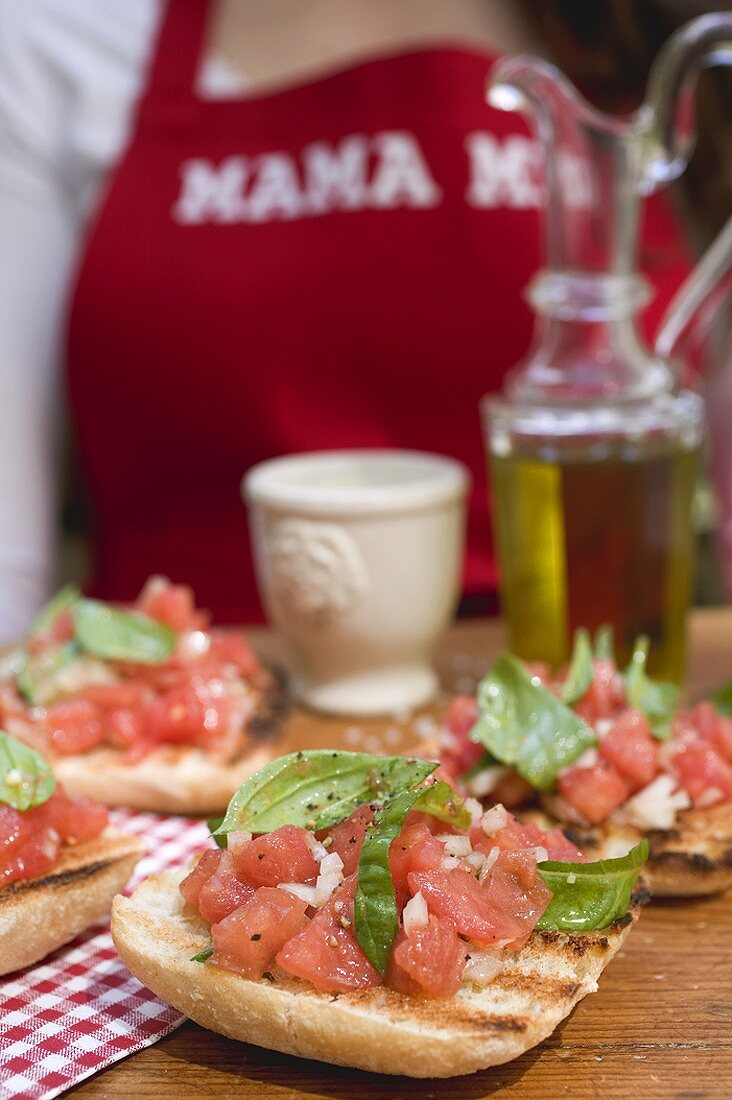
[142,0,213,101]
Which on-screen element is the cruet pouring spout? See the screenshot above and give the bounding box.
[488,12,732,378]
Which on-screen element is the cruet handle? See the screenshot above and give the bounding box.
[642,13,732,360]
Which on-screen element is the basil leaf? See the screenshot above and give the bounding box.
[190,945,214,963]
[625,636,679,741]
[537,840,648,933]
[215,751,438,836]
[72,599,176,664]
[471,654,597,791]
[560,628,593,705]
[207,817,227,848]
[0,730,56,811]
[711,681,732,717]
[354,781,466,975]
[17,642,80,706]
[594,624,615,662]
[29,584,81,636]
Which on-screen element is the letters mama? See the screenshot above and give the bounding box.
[172,130,590,225]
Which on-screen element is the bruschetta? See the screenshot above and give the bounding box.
[111,750,646,1077]
[0,577,287,815]
[0,731,144,974]
[438,630,732,896]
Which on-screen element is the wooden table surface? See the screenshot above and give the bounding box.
[73,611,732,1100]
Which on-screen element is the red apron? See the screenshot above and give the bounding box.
[67,0,686,622]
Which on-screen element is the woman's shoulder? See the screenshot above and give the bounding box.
[0,0,161,172]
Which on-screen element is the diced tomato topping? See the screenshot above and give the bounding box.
[541,827,586,862]
[573,659,626,724]
[325,805,375,876]
[180,849,222,910]
[408,868,513,945]
[105,707,148,751]
[670,739,732,808]
[490,770,535,809]
[439,695,483,778]
[276,876,381,992]
[677,702,732,765]
[209,630,261,679]
[196,850,256,924]
[136,576,210,633]
[599,709,658,791]
[136,682,234,756]
[389,824,445,911]
[232,825,319,888]
[211,887,308,979]
[558,762,631,824]
[484,849,553,949]
[389,916,466,997]
[470,809,583,863]
[42,789,109,841]
[0,785,108,886]
[44,700,104,755]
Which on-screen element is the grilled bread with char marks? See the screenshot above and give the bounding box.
[559,801,732,897]
[111,868,644,1078]
[1,830,146,976]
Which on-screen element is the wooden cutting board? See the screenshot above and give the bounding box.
[74,610,732,1099]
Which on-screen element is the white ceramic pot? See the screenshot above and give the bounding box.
[243,449,470,716]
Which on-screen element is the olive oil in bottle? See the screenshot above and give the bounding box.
[489,437,699,680]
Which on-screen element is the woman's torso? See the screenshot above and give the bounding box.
[64,0,688,621]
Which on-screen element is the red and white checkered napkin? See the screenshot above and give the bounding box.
[0,810,212,1100]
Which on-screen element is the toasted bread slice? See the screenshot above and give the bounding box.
[111,869,642,1078]
[54,743,278,816]
[559,801,732,897]
[51,665,289,815]
[0,829,146,976]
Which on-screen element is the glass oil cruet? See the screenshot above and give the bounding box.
[483,13,732,681]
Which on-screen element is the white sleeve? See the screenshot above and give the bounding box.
[0,0,163,641]
[0,8,78,641]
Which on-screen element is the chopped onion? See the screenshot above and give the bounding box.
[226,830,253,856]
[314,872,341,907]
[403,890,429,937]
[319,851,344,877]
[441,835,472,858]
[465,797,484,827]
[467,766,510,798]
[304,832,329,862]
[530,846,549,864]
[465,850,485,873]
[441,854,461,871]
[595,720,613,738]
[480,804,508,837]
[478,846,500,881]
[614,774,691,831]
[278,882,318,906]
[463,949,502,987]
